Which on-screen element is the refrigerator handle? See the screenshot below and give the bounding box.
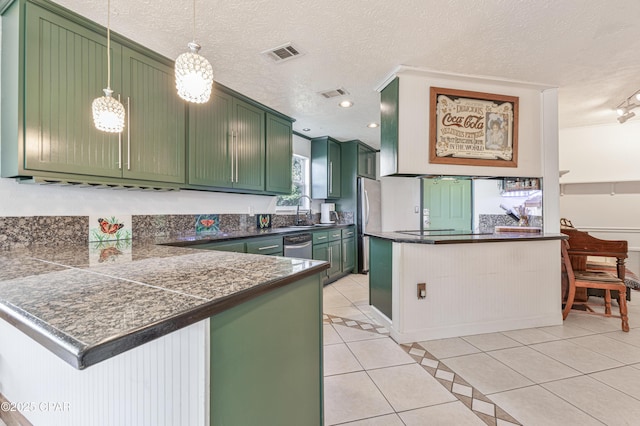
[364,189,370,226]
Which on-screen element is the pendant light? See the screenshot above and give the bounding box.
[92,0,125,133]
[175,0,213,103]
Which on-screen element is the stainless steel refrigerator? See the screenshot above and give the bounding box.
[357,177,382,273]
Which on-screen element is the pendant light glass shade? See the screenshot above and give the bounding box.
[175,41,213,103]
[92,88,126,133]
[92,0,125,133]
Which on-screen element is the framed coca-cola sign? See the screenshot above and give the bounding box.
[429,87,518,167]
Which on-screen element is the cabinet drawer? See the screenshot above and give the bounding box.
[328,230,342,242]
[341,227,356,239]
[246,237,283,255]
[313,231,329,245]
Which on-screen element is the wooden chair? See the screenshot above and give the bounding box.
[562,240,629,332]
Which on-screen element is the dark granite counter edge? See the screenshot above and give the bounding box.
[159,224,354,247]
[0,261,329,370]
[366,232,568,244]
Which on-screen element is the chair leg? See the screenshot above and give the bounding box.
[563,282,576,320]
[618,287,630,332]
[604,290,612,316]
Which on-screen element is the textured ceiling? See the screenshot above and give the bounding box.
[52,0,640,148]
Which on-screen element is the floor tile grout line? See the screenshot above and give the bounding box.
[324,313,522,426]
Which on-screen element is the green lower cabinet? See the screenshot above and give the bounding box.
[369,237,393,319]
[195,241,246,253]
[327,240,342,280]
[210,274,323,426]
[342,237,355,273]
[313,243,330,284]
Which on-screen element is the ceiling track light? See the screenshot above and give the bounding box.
[615,91,640,124]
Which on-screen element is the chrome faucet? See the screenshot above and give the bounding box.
[296,195,313,225]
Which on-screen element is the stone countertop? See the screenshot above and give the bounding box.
[0,240,328,370]
[365,230,567,244]
[158,223,354,247]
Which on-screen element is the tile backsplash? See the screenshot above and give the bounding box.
[0,212,354,250]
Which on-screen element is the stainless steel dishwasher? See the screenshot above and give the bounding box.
[283,233,313,259]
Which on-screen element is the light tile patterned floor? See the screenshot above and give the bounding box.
[324,274,640,425]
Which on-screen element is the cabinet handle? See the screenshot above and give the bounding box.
[317,236,327,240]
[117,94,122,169]
[343,246,346,263]
[328,246,332,267]
[258,245,280,251]
[234,131,238,183]
[126,97,131,171]
[329,161,333,194]
[230,131,234,182]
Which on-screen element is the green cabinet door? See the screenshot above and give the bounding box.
[358,144,376,179]
[312,243,329,284]
[265,113,293,194]
[328,140,341,198]
[121,47,186,184]
[23,3,122,177]
[311,136,341,199]
[233,98,265,191]
[188,88,233,187]
[380,77,399,176]
[342,237,355,273]
[327,240,342,279]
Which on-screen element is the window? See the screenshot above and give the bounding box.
[276,154,310,211]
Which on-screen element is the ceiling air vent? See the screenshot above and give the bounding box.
[319,88,349,99]
[261,43,304,63]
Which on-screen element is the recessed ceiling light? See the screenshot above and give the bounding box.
[339,100,353,108]
[367,122,379,128]
[302,128,311,132]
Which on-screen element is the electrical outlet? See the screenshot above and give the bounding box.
[417,283,426,299]
[414,206,420,213]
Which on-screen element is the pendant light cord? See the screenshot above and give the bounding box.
[107,0,111,90]
[192,0,196,43]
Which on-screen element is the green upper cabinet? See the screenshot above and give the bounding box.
[3,0,185,184]
[121,47,186,184]
[188,88,233,187]
[380,77,399,177]
[188,90,265,191]
[265,113,293,194]
[357,143,377,179]
[233,98,265,191]
[21,2,122,178]
[311,136,341,199]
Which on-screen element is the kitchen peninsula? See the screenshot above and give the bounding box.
[367,230,566,343]
[0,239,328,426]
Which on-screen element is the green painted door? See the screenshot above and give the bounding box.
[24,3,122,177]
[121,47,186,183]
[233,98,265,191]
[265,113,292,194]
[423,179,472,231]
[188,88,233,187]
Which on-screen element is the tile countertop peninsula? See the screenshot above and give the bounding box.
[0,240,329,370]
[365,229,567,244]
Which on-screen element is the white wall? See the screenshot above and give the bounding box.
[0,135,311,217]
[559,121,640,272]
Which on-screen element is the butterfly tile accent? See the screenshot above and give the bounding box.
[195,214,220,234]
[89,215,132,242]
